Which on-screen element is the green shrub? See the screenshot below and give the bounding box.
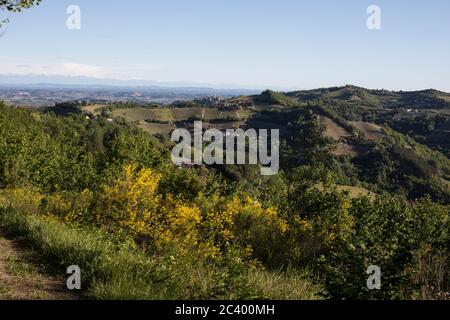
[319,196,449,299]
[0,207,322,300]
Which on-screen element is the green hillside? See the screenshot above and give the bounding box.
[75,86,450,205]
[1,86,450,300]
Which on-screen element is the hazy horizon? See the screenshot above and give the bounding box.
[1,74,449,94]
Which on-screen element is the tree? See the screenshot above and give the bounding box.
[282,111,333,170]
[0,0,40,12]
[1,0,41,28]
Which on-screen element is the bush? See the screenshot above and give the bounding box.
[0,207,322,300]
[320,196,449,299]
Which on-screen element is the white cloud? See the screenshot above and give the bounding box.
[0,62,165,80]
[0,62,107,78]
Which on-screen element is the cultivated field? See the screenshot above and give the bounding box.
[111,107,255,136]
[80,104,106,115]
[137,122,175,136]
[322,117,352,141]
[112,107,253,123]
[351,121,385,141]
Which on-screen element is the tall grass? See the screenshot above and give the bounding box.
[0,207,323,300]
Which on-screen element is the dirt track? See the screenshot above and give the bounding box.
[0,236,74,300]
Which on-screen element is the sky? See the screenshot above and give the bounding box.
[0,0,450,91]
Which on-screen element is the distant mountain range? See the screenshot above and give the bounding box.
[0,74,292,92]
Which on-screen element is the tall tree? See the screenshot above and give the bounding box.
[282,110,333,170]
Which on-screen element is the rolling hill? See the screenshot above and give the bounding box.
[57,85,449,205]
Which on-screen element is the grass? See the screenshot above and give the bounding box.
[350,121,384,141]
[0,283,9,298]
[0,207,323,300]
[4,256,39,277]
[322,117,352,141]
[80,104,105,116]
[246,269,323,300]
[336,185,377,199]
[137,122,174,136]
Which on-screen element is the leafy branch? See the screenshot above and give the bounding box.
[0,0,41,29]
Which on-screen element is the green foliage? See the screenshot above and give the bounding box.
[0,101,449,300]
[0,0,41,12]
[282,111,333,169]
[0,207,322,300]
[257,90,298,107]
[353,129,450,204]
[320,196,449,299]
[0,0,41,27]
[0,103,165,193]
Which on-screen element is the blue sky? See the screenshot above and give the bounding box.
[1,0,450,91]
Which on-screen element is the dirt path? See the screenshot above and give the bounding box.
[0,236,75,300]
